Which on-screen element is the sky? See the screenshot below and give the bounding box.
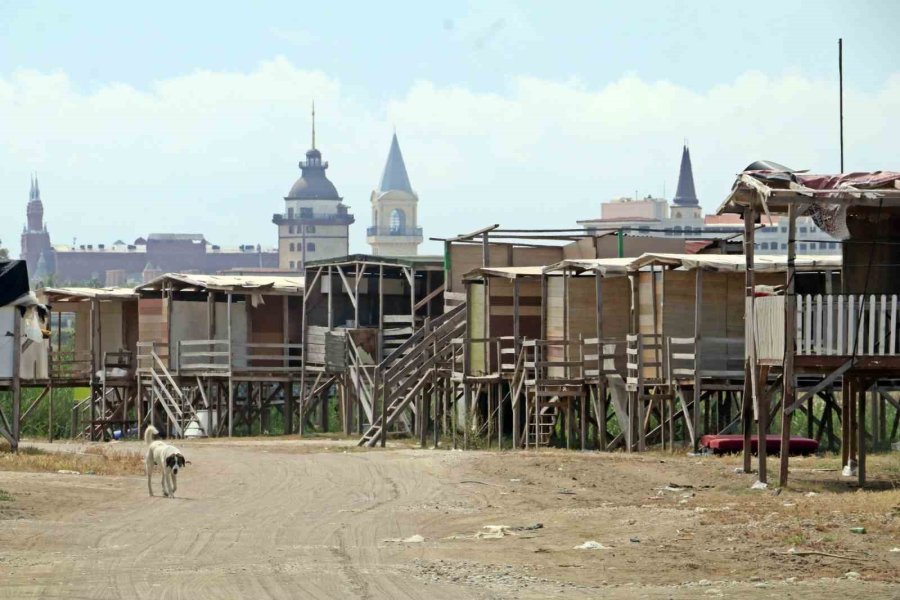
[2,1,899,256]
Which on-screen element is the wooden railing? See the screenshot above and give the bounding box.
[49,350,92,380]
[752,294,900,359]
[137,342,169,373]
[451,337,503,379]
[177,340,303,374]
[582,338,625,381]
[796,294,899,356]
[667,337,744,381]
[626,333,667,390]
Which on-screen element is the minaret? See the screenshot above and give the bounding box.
[670,144,702,220]
[272,103,354,271]
[21,174,54,278]
[367,132,422,256]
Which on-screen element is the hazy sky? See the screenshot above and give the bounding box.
[2,1,899,256]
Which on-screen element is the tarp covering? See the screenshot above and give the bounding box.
[42,287,138,302]
[468,253,841,279]
[138,273,304,295]
[542,257,634,275]
[0,260,30,308]
[629,253,841,273]
[464,266,545,280]
[718,167,900,241]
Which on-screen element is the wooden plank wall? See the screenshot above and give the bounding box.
[448,243,565,293]
[249,294,284,367]
[306,325,328,366]
[566,276,597,341]
[466,282,487,375]
[138,298,167,345]
[488,277,541,339]
[661,270,784,373]
[637,271,663,378]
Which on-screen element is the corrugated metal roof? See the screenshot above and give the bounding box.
[137,273,304,294]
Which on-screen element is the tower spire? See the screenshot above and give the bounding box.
[34,173,40,200]
[29,174,34,200]
[311,101,316,150]
[379,132,413,194]
[672,144,699,207]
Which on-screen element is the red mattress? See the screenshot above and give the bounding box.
[700,434,819,455]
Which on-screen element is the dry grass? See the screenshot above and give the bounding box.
[0,441,145,476]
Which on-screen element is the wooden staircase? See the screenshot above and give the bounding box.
[140,351,202,438]
[524,397,561,447]
[358,303,466,447]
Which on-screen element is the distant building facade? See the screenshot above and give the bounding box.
[577,145,837,254]
[19,178,278,285]
[272,107,355,272]
[367,133,423,256]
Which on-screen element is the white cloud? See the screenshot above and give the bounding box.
[1,58,898,258]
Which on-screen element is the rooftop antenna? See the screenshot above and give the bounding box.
[838,38,844,172]
[311,100,316,150]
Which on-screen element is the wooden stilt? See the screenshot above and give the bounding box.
[841,378,850,468]
[858,383,866,487]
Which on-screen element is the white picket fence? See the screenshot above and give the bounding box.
[796,294,899,356]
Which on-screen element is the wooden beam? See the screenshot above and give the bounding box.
[692,268,703,452]
[227,292,233,437]
[780,203,798,487]
[335,265,358,311]
[10,310,22,452]
[413,283,445,312]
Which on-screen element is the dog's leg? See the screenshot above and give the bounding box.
[145,455,153,496]
[171,472,177,498]
[161,471,169,497]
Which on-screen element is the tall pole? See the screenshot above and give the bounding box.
[839,38,844,173]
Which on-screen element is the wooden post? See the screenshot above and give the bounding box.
[758,366,769,484]
[742,362,753,472]
[693,268,703,452]
[282,295,292,434]
[410,267,417,331]
[463,383,470,450]
[598,380,608,450]
[841,377,850,468]
[742,207,755,472]
[378,265,384,333]
[780,203,798,487]
[227,292,233,437]
[10,310,22,452]
[299,276,310,437]
[327,266,333,330]
[580,388,587,451]
[848,378,858,465]
[857,383,866,486]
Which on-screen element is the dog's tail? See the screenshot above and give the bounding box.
[144,425,159,445]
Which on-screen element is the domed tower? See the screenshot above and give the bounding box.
[20,175,54,278]
[272,104,354,271]
[366,133,422,256]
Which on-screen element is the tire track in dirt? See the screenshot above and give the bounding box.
[0,441,486,600]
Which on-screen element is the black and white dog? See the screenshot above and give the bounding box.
[143,425,189,498]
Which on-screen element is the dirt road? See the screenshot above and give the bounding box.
[1,440,898,599]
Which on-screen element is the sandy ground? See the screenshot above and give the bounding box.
[0,438,898,600]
